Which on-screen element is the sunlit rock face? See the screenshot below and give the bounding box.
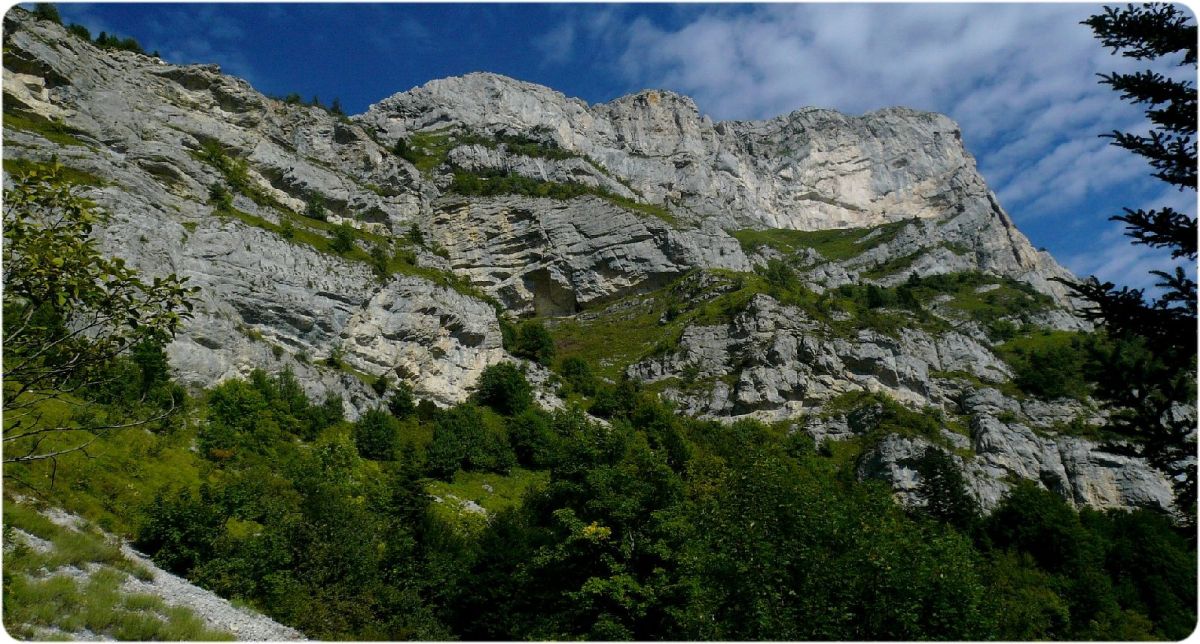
[5,9,1171,514]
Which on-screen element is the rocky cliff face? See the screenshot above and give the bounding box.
[2,10,1170,514]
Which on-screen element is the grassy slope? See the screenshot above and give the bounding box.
[3,500,232,641]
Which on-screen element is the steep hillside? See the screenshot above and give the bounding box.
[1,8,1173,515]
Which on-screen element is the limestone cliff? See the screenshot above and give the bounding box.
[2,9,1170,514]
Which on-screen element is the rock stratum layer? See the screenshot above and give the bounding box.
[2,10,1172,515]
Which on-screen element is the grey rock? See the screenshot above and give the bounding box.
[0,10,1168,517]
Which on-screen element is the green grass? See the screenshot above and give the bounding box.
[426,467,550,532]
[547,268,927,381]
[448,168,680,226]
[815,389,966,457]
[2,157,105,186]
[212,204,494,303]
[862,250,925,279]
[2,110,89,147]
[395,128,458,174]
[398,127,579,174]
[942,279,1054,321]
[993,329,1096,401]
[4,496,231,640]
[4,394,208,537]
[394,127,679,226]
[3,557,232,640]
[191,142,283,211]
[732,219,910,262]
[547,275,716,381]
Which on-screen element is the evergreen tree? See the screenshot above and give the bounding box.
[1062,3,1197,516]
[914,447,979,532]
[31,3,61,24]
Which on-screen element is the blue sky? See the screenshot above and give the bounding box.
[51,3,1197,292]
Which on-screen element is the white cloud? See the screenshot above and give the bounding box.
[535,21,576,66]
[1063,224,1193,293]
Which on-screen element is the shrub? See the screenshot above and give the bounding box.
[353,408,400,461]
[304,194,327,221]
[208,182,233,212]
[558,356,596,396]
[136,489,221,575]
[94,31,145,54]
[589,378,641,419]
[759,258,795,290]
[369,242,390,276]
[914,447,979,531]
[475,362,533,416]
[1000,333,1093,400]
[427,404,515,479]
[406,223,425,246]
[330,222,356,254]
[415,399,439,421]
[388,382,416,418]
[371,374,390,397]
[507,408,558,468]
[393,139,419,165]
[507,320,556,366]
[66,23,91,40]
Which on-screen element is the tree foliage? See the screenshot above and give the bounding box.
[502,319,556,365]
[1063,3,1198,516]
[2,165,197,465]
[329,222,356,254]
[31,3,61,24]
[474,362,533,416]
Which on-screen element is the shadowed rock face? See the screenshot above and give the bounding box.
[2,9,1171,514]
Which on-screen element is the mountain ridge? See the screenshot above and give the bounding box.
[1,8,1174,516]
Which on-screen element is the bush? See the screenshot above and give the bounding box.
[759,258,795,290]
[393,139,417,164]
[416,399,439,421]
[304,194,327,221]
[208,182,233,212]
[94,31,145,54]
[506,320,555,366]
[589,378,641,419]
[1000,333,1093,400]
[558,356,596,396]
[388,382,416,418]
[507,408,558,468]
[136,489,221,575]
[353,408,400,461]
[914,447,979,531]
[369,242,390,277]
[66,23,90,40]
[406,223,425,246]
[330,222,356,254]
[371,374,390,397]
[427,404,515,479]
[475,362,533,416]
